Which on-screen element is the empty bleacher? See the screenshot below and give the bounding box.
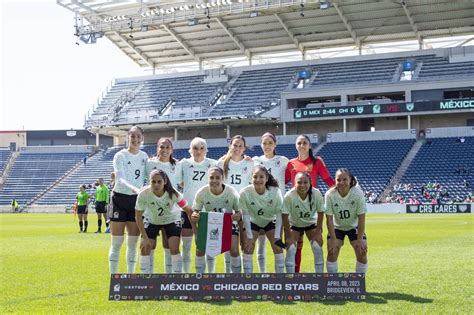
[396,137,473,202]
[317,139,416,198]
[0,152,84,206]
[0,148,11,175]
[35,147,122,205]
[210,67,305,117]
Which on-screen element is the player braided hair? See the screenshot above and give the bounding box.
[157,137,177,166]
[297,171,313,213]
[253,165,279,189]
[223,135,247,180]
[261,132,278,155]
[336,168,358,188]
[149,169,178,199]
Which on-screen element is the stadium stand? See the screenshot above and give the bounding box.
[317,139,416,199]
[30,144,298,206]
[35,147,121,205]
[0,153,84,206]
[0,148,11,176]
[391,137,473,203]
[84,48,474,125]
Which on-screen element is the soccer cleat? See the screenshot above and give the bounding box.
[105,227,110,233]
[95,230,101,233]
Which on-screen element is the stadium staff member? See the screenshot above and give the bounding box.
[76,185,90,233]
[94,177,110,233]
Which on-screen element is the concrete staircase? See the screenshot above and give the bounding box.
[378,139,423,202]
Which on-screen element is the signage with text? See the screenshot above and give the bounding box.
[293,99,474,119]
[109,273,366,302]
[406,203,471,214]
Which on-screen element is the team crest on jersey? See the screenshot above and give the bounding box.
[295,205,300,209]
[150,202,156,205]
[128,161,131,165]
[243,167,248,172]
[171,166,175,172]
[334,203,339,207]
[268,200,273,205]
[142,159,146,164]
[276,160,281,166]
[351,201,355,205]
[225,200,229,204]
[189,165,194,168]
[250,202,255,206]
[206,201,211,205]
[166,202,171,207]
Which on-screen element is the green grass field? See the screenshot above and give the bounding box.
[0,213,472,314]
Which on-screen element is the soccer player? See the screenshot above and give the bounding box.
[240,165,285,273]
[146,137,182,273]
[180,137,217,272]
[76,184,90,233]
[325,168,368,274]
[108,126,148,274]
[285,134,335,273]
[283,172,324,273]
[190,167,242,273]
[217,135,254,272]
[94,178,109,233]
[135,169,192,273]
[252,132,289,272]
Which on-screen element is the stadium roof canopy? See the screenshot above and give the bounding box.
[58,0,474,68]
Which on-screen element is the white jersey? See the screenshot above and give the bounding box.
[136,186,187,225]
[239,185,283,227]
[217,159,254,193]
[146,158,182,189]
[113,149,148,195]
[283,187,324,228]
[181,157,217,204]
[193,184,239,214]
[253,155,289,194]
[325,186,367,231]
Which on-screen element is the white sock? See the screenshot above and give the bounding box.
[257,235,267,272]
[108,235,124,274]
[285,244,296,273]
[182,237,193,273]
[230,255,242,273]
[206,255,216,273]
[311,241,324,273]
[139,255,151,274]
[149,249,155,273]
[171,254,183,273]
[356,261,368,274]
[274,253,285,273]
[126,235,139,273]
[195,255,206,274]
[164,248,172,273]
[224,251,231,273]
[242,253,253,273]
[327,260,338,273]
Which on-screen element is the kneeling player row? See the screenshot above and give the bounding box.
[132,166,367,274]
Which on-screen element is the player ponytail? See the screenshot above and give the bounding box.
[297,134,316,164]
[157,137,177,166]
[253,165,279,189]
[261,132,278,155]
[149,169,178,199]
[223,135,247,180]
[336,168,358,188]
[297,171,313,213]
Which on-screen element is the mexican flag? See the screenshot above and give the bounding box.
[196,212,232,257]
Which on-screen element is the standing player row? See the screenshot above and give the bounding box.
[107,127,367,274]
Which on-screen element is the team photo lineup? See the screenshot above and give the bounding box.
[1,0,473,313]
[99,128,368,275]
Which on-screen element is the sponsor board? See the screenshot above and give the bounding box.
[109,273,366,302]
[406,204,471,214]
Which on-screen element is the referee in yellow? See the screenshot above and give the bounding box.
[95,178,110,233]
